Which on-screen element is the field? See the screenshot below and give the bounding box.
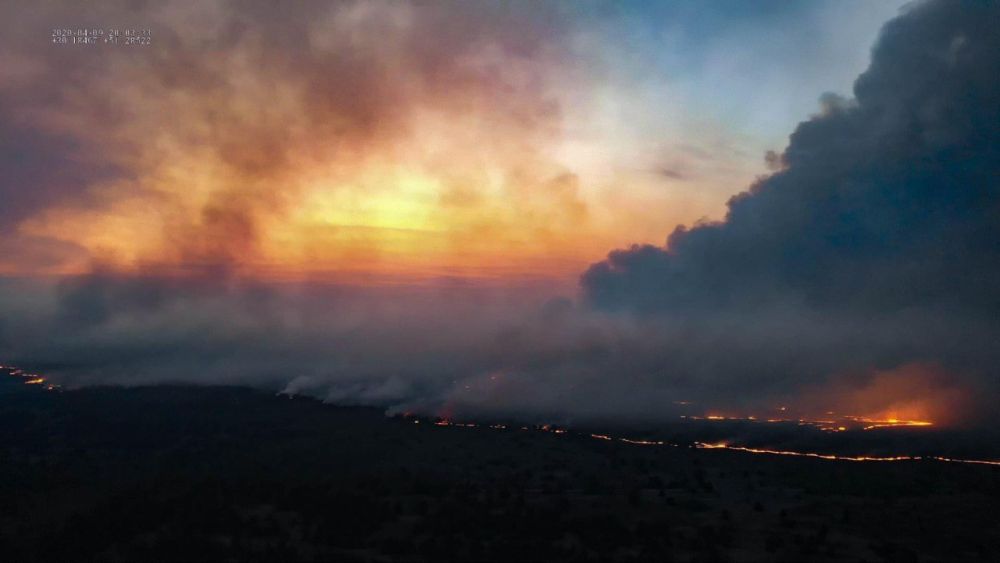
[2,381,998,562]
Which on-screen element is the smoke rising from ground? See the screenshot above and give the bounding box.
[579,0,1000,424]
[1,1,997,427]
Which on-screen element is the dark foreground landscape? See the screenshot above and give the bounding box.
[2,381,998,562]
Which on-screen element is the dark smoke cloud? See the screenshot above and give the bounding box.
[579,0,1000,420]
[585,0,999,315]
[0,122,121,230]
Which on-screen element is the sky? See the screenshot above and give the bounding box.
[1,1,997,428]
[0,0,907,284]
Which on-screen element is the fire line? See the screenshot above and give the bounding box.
[421,417,1000,468]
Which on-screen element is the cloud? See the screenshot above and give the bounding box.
[0,0,996,429]
[579,0,1000,421]
[0,121,117,230]
[0,0,589,277]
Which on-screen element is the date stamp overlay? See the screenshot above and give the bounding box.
[52,28,151,47]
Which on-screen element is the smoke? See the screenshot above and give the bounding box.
[0,0,586,277]
[1,1,997,428]
[579,0,1000,423]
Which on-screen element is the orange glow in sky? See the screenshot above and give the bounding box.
[0,2,777,285]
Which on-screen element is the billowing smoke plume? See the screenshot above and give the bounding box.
[580,0,1000,422]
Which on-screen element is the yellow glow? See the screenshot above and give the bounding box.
[299,171,441,233]
[0,61,740,286]
[683,411,934,432]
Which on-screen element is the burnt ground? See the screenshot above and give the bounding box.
[1,382,998,562]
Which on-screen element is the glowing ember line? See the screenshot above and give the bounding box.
[929,456,1000,467]
[620,438,666,446]
[410,414,1000,468]
[1,364,61,392]
[695,442,920,463]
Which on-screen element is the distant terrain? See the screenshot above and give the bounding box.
[1,379,998,562]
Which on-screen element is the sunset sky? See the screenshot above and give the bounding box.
[1,0,997,428]
[1,0,905,284]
